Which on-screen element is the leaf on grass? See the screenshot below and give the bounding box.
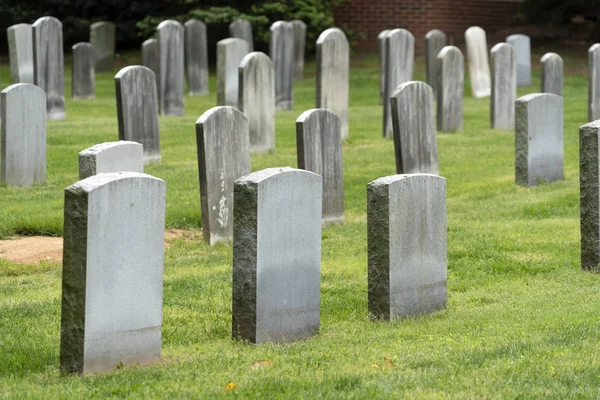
[384,357,395,367]
[250,360,273,370]
[371,364,379,369]
[224,382,237,392]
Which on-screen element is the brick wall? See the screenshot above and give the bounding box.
[334,0,522,53]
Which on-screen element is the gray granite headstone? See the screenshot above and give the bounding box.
[232,167,321,344]
[465,26,491,98]
[239,52,275,153]
[541,52,563,97]
[377,30,390,105]
[33,16,65,120]
[115,66,160,164]
[229,19,254,52]
[7,24,34,84]
[296,109,344,224]
[90,21,116,72]
[491,42,516,130]
[316,28,350,139]
[515,93,564,187]
[589,44,600,122]
[506,34,531,87]
[436,46,464,132]
[383,29,414,137]
[425,29,446,97]
[368,173,447,320]
[184,19,209,96]
[142,38,160,100]
[60,172,165,375]
[580,120,600,271]
[217,38,250,108]
[78,141,144,179]
[1,83,46,186]
[196,106,251,245]
[157,20,184,116]
[292,20,306,82]
[270,21,295,110]
[391,81,439,174]
[72,42,95,100]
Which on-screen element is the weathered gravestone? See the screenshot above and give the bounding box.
[377,30,390,105]
[541,52,563,96]
[239,52,275,153]
[506,34,531,87]
[157,20,184,116]
[232,167,321,344]
[436,46,464,132]
[316,28,349,139]
[90,21,116,72]
[184,19,209,96]
[368,173,447,320]
[391,81,439,174]
[196,107,251,245]
[580,121,600,271]
[270,21,295,110]
[1,83,46,186]
[589,44,600,122]
[292,20,306,81]
[60,172,165,375]
[7,24,34,84]
[229,19,254,52]
[217,38,250,108]
[72,42,95,100]
[296,109,344,224]
[115,66,160,164]
[383,29,414,137]
[33,16,65,120]
[491,42,516,130]
[142,38,160,99]
[465,26,491,98]
[515,93,564,187]
[79,141,144,179]
[425,29,446,96]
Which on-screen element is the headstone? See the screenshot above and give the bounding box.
[436,46,464,132]
[115,66,160,164]
[90,21,116,72]
[270,21,295,110]
[292,20,306,81]
[316,28,350,139]
[78,141,144,179]
[239,52,275,153]
[541,52,563,96]
[383,29,414,137]
[425,29,446,96]
[1,83,46,186]
[72,42,95,100]
[157,20,184,116]
[506,34,531,87]
[367,173,447,320]
[232,167,321,344]
[217,38,250,108]
[515,93,564,187]
[229,19,254,52]
[491,42,516,130]
[60,172,165,375]
[142,38,160,98]
[589,44,600,122]
[7,24,34,84]
[296,109,344,224]
[196,106,251,245]
[390,81,439,174]
[184,20,209,96]
[465,26,491,98]
[580,120,600,271]
[377,30,390,105]
[33,16,65,120]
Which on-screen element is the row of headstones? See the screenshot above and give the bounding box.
[59,138,447,374]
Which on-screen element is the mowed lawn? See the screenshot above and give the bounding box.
[1,44,600,398]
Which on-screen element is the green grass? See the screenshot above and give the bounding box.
[1,45,599,398]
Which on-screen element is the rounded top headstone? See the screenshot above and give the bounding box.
[316,27,346,44]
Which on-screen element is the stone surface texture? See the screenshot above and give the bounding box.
[377,30,390,105]
[589,44,600,122]
[72,42,95,100]
[292,20,306,81]
[436,46,464,132]
[425,29,446,97]
[184,20,209,96]
[491,42,517,130]
[196,106,251,245]
[229,19,254,52]
[60,172,165,375]
[270,21,295,110]
[541,52,563,96]
[157,20,184,116]
[465,26,491,98]
[142,38,160,100]
[7,24,34,84]
[78,141,144,179]
[217,38,250,108]
[296,109,345,224]
[90,22,116,72]
[232,167,322,344]
[316,28,350,139]
[367,173,447,320]
[580,121,600,271]
[506,34,531,87]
